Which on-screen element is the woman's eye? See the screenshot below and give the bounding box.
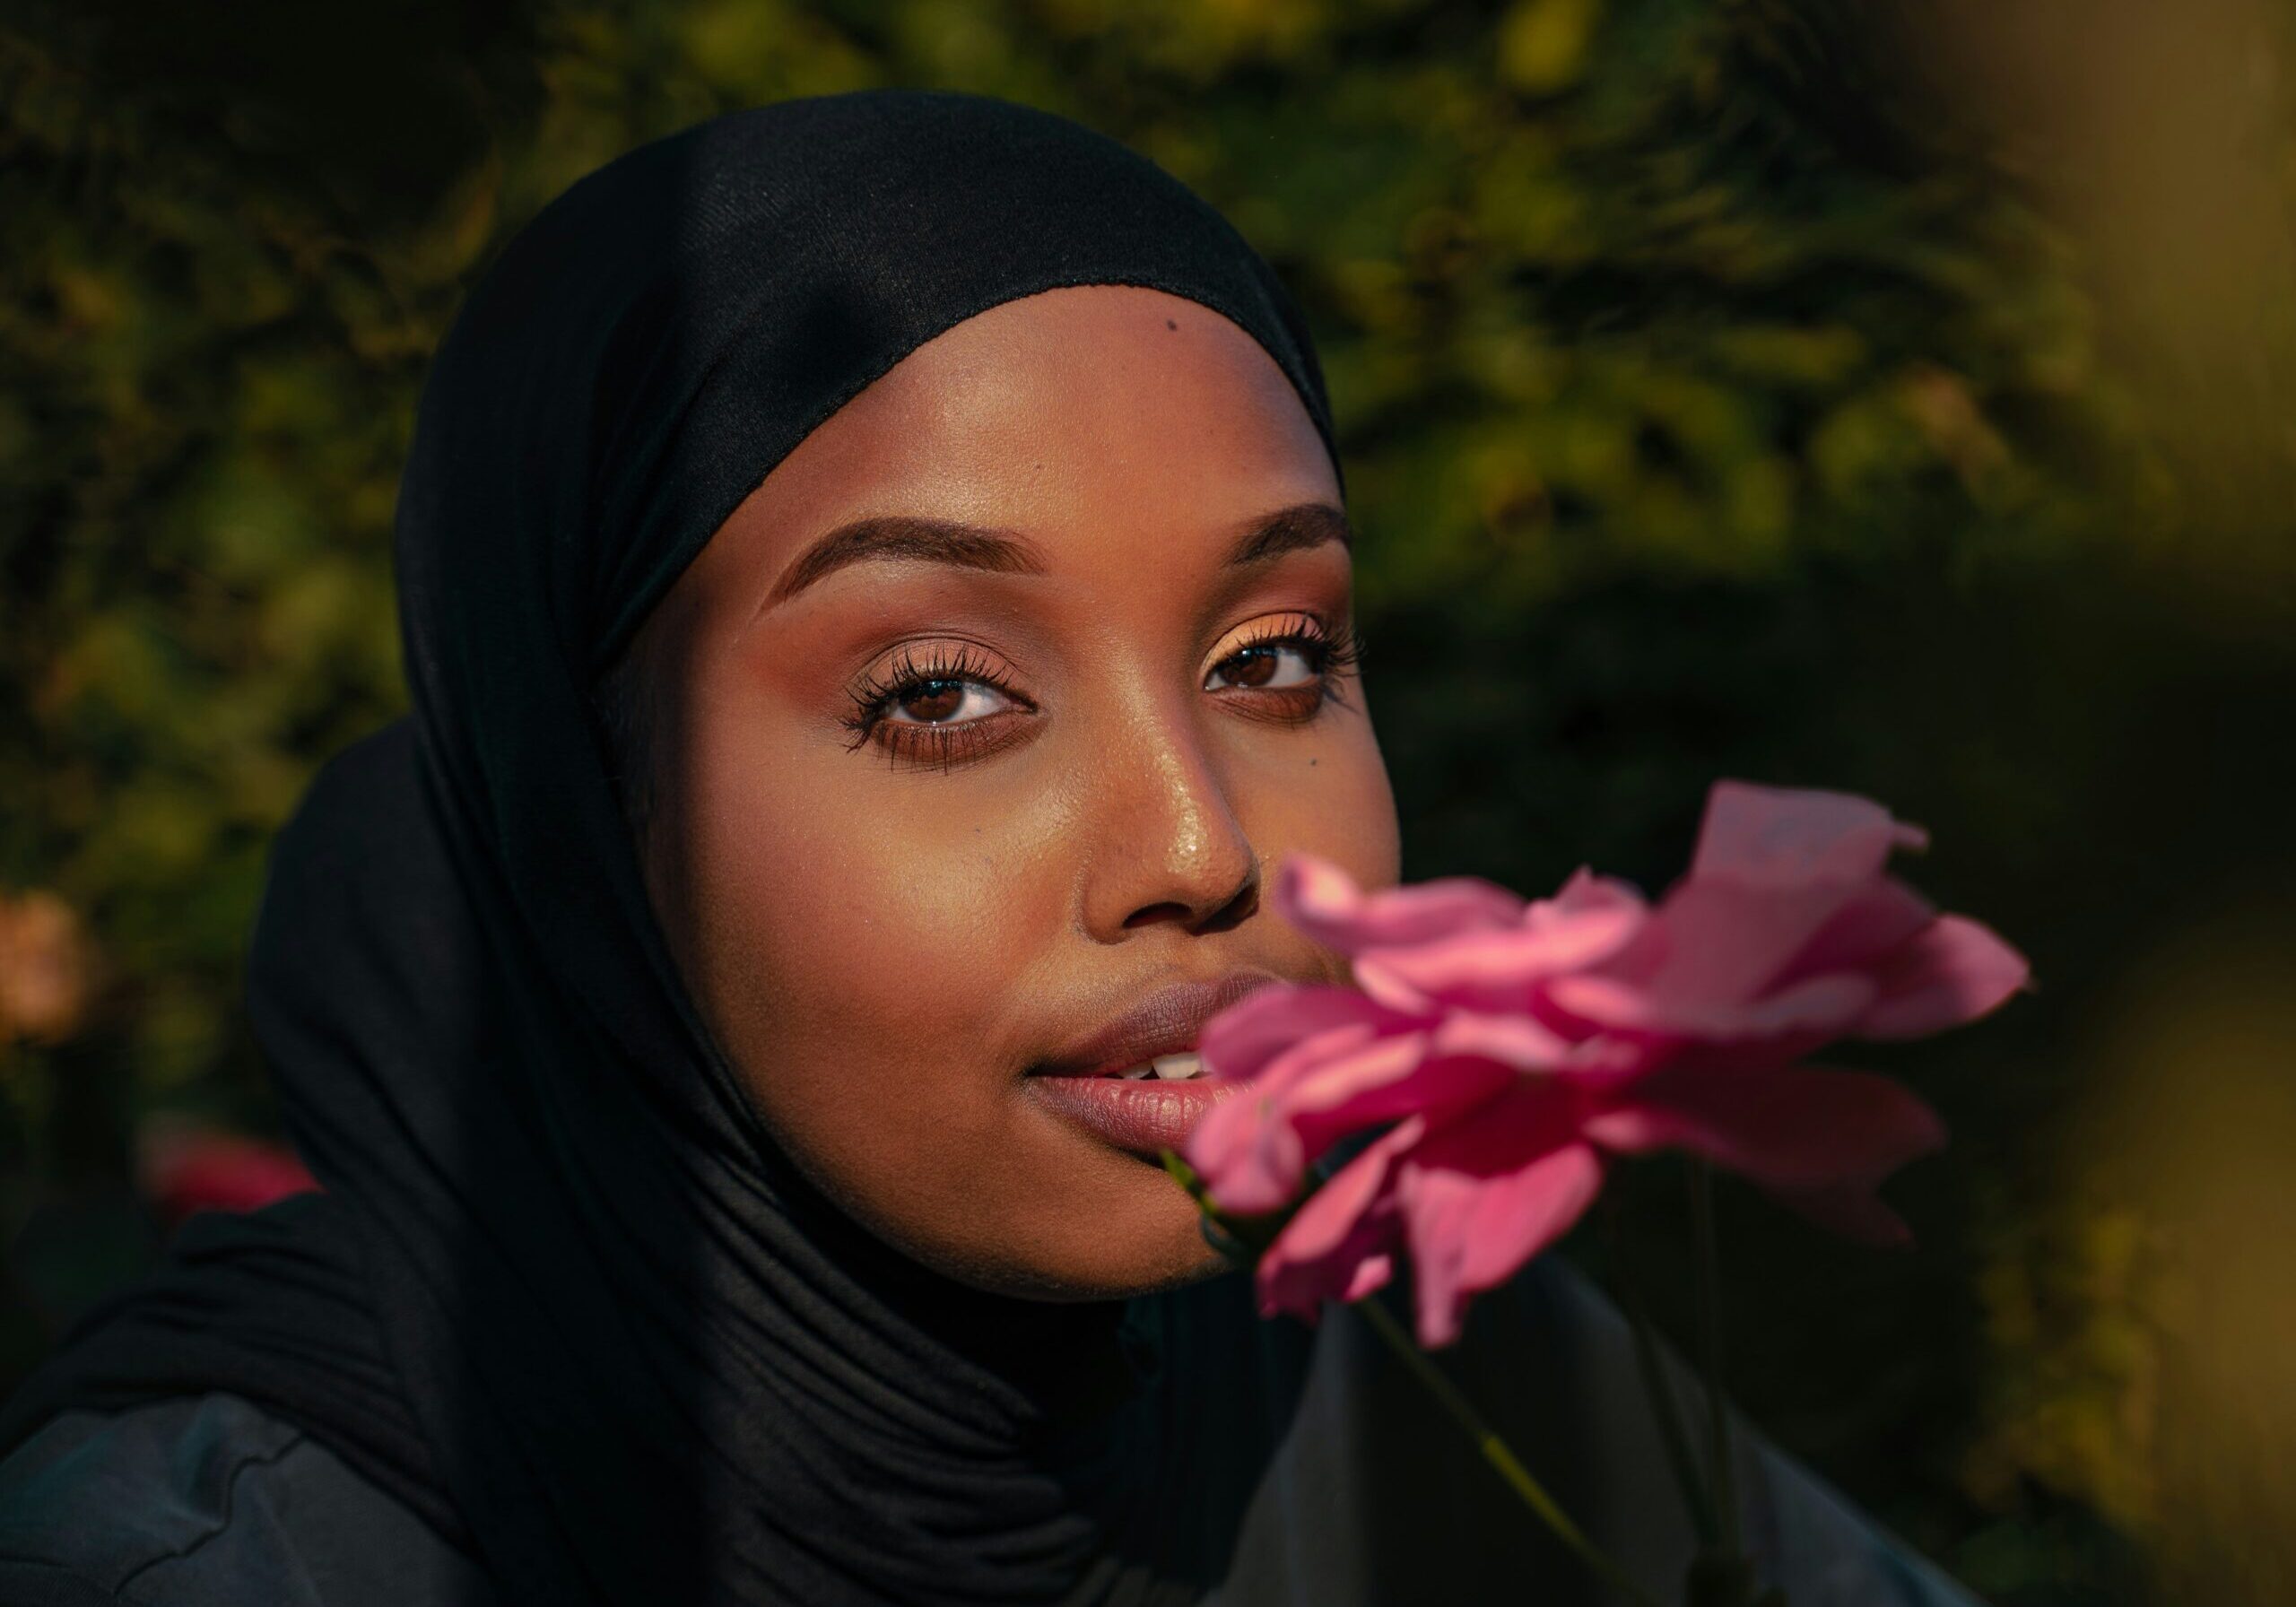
[839,642,1034,766]
[883,676,1017,725]
[1206,638,1322,692]
[846,621,1356,768]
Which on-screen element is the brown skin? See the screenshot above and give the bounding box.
[622,284,1401,1301]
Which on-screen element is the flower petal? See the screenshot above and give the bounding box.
[1583,1063,1946,1188]
[1628,878,1879,1013]
[1197,982,1416,1082]
[1544,864,1647,919]
[1425,1009,1579,1071]
[1289,1044,1519,1164]
[1852,914,2032,1039]
[1772,877,1937,986]
[1272,851,1524,957]
[1691,780,1929,886]
[1186,1021,1429,1213]
[1353,894,1647,1014]
[1283,1003,1587,1159]
[1543,968,1876,1044]
[1254,1117,1422,1322]
[1183,1090,1306,1217]
[1391,1085,1605,1347]
[1618,783,1929,1008]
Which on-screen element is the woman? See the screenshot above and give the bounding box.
[0,91,1977,1605]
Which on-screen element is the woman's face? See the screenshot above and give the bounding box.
[626,284,1400,1300]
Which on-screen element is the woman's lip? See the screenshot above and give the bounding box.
[1031,970,1282,1081]
[1023,1073,1248,1158]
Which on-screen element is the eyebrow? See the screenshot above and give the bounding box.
[760,500,1352,612]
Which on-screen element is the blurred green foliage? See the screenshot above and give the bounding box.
[4,3,2293,1603]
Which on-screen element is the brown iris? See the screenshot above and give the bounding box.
[1216,645,1282,689]
[900,680,967,722]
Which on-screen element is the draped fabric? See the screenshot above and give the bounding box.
[0,90,1360,1605]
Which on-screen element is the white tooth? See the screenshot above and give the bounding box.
[1118,1064,1154,1080]
[1152,1052,1203,1081]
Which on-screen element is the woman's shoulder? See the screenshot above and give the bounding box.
[0,1392,497,1606]
[1471,1257,1986,1607]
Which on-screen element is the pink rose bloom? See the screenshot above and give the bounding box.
[1183,780,2031,1348]
[138,1120,322,1226]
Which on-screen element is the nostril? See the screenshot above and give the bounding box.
[1114,861,1258,934]
[1196,876,1257,934]
[1121,900,1194,930]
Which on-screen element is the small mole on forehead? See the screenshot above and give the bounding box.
[1165,318,1177,330]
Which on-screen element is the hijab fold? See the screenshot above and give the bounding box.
[0,90,1347,1606]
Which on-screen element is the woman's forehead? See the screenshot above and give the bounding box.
[778,286,1327,503]
[670,286,1341,619]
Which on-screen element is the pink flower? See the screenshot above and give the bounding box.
[1183,780,2030,1348]
[137,1119,321,1225]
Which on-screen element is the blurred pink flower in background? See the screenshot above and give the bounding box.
[137,1118,320,1226]
[1183,781,2031,1348]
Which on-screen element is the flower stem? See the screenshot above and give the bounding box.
[1353,1293,1665,1607]
[1604,1193,1721,1550]
[1687,1160,1742,1561]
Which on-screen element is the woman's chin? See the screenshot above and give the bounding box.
[899,1162,1238,1305]
[990,1239,1234,1304]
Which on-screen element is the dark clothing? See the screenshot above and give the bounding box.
[1,1258,1977,1606]
[0,1396,496,1607]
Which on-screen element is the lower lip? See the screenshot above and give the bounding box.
[1024,1074,1247,1158]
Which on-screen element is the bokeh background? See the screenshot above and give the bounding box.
[4,2,2292,1602]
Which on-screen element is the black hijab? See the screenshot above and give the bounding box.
[0,90,1356,1604]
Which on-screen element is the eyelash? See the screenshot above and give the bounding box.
[837,619,1368,772]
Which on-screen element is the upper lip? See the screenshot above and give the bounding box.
[1031,971,1284,1079]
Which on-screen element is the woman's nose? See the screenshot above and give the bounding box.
[1078,709,1262,942]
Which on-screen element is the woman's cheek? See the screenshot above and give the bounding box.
[688,744,1055,1113]
[1331,734,1403,887]
[688,761,1091,1273]
[1241,722,1400,896]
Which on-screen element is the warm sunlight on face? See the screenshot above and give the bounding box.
[622,284,1400,1299]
